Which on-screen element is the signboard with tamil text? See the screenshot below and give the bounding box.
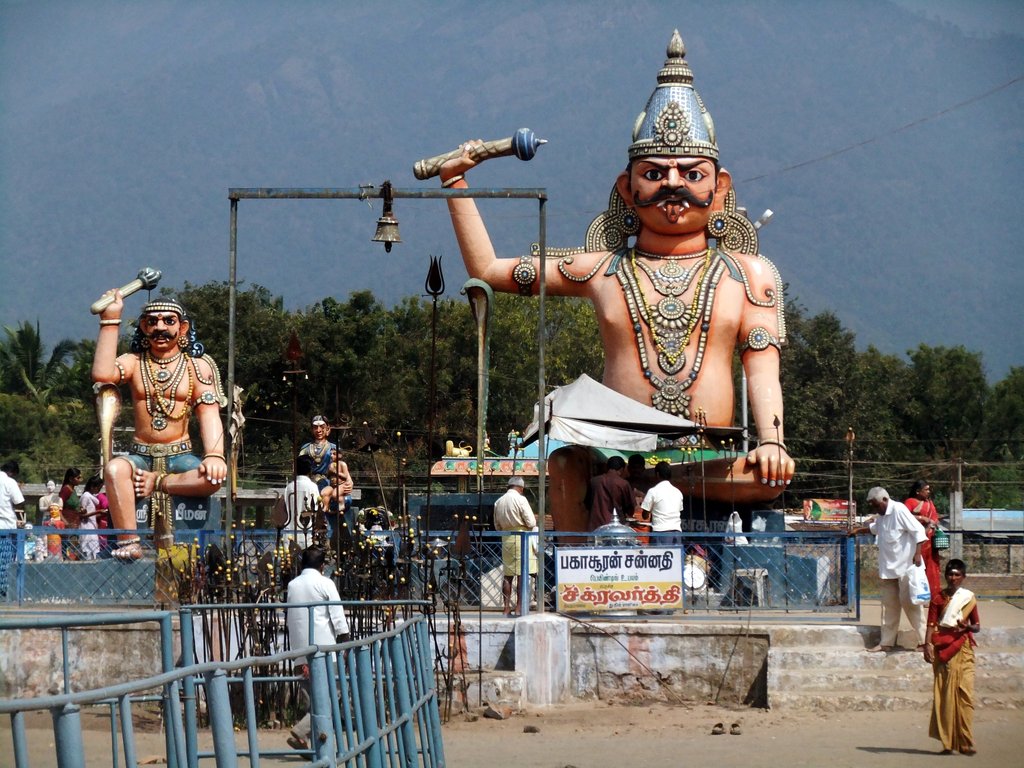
[556,546,683,613]
[802,498,852,523]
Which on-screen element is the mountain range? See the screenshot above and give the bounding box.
[2,0,1022,379]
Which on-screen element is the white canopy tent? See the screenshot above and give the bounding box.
[520,374,742,453]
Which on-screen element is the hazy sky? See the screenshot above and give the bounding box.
[2,0,1022,380]
[893,0,1024,36]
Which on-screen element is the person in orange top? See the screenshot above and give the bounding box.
[905,480,941,595]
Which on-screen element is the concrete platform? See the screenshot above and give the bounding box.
[442,599,1024,711]
[3,599,1022,711]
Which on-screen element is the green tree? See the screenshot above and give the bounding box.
[982,367,1024,461]
[0,321,78,405]
[904,345,988,459]
[781,307,860,463]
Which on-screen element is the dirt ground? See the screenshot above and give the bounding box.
[441,701,1024,768]
[4,700,1022,766]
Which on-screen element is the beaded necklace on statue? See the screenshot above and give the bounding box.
[146,350,183,386]
[141,350,193,431]
[305,440,330,466]
[616,247,725,418]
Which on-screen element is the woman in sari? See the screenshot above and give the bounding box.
[905,480,941,595]
[924,558,980,756]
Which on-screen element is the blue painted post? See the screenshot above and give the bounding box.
[15,528,26,604]
[325,650,343,751]
[61,628,71,694]
[355,646,383,768]
[205,669,239,768]
[847,534,860,620]
[12,711,30,768]
[388,633,417,768]
[119,694,138,768]
[335,646,356,756]
[105,700,121,768]
[160,615,184,767]
[242,666,261,767]
[519,531,532,616]
[308,651,337,764]
[415,621,445,766]
[179,608,200,768]
[52,703,85,768]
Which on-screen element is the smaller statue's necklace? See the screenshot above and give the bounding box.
[141,351,193,431]
[148,350,183,385]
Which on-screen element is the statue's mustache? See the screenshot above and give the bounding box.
[633,186,714,209]
[146,330,176,342]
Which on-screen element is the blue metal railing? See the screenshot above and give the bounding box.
[0,606,444,768]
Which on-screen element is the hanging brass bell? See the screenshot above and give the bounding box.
[371,213,401,252]
[371,180,401,252]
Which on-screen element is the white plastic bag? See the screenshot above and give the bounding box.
[908,563,931,605]
[725,511,748,546]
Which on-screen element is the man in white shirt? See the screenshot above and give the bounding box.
[286,546,349,750]
[493,476,537,616]
[859,486,927,652]
[641,461,684,546]
[0,460,26,598]
[0,460,25,530]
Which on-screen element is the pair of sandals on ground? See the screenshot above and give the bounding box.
[711,722,742,735]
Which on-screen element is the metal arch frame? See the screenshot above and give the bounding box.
[227,185,551,610]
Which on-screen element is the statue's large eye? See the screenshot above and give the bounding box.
[641,168,665,182]
[685,169,705,183]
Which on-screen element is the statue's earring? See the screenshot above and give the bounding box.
[177,335,189,350]
[620,208,640,238]
[706,211,729,241]
[141,337,151,350]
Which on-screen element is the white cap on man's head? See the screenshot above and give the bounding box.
[866,487,889,503]
[508,476,525,488]
[311,415,327,426]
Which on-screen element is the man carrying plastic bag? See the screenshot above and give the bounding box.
[853,487,928,652]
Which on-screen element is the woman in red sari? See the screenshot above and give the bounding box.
[924,558,980,756]
[905,480,941,595]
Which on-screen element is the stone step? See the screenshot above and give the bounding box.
[769,647,1023,671]
[766,624,1024,649]
[769,690,1024,711]
[770,667,1022,694]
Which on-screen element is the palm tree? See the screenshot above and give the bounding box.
[0,321,79,405]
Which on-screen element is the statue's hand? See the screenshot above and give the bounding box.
[439,139,484,181]
[745,444,795,488]
[100,289,124,321]
[199,456,227,486]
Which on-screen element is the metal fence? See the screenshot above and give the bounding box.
[3,526,1020,610]
[0,605,444,768]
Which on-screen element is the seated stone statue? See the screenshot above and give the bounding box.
[92,292,227,559]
